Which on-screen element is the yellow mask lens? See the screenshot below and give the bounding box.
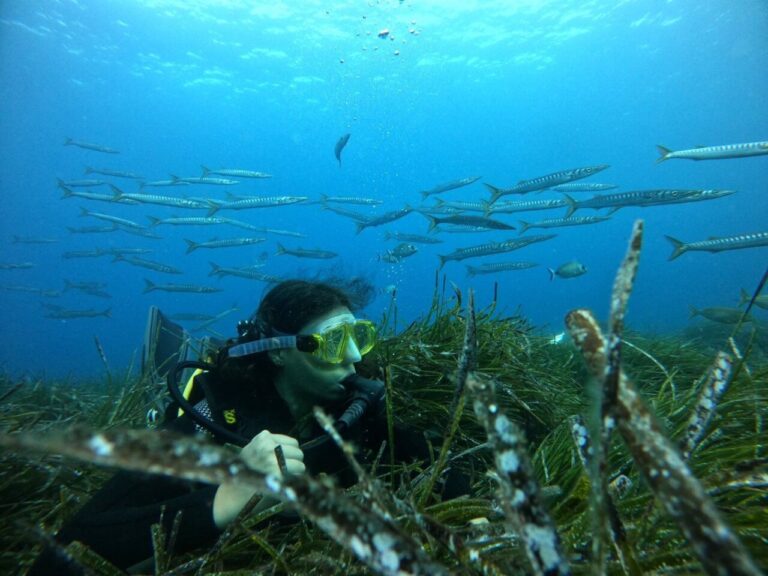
[311,320,376,364]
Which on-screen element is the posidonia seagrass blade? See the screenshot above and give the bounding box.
[469,373,571,576]
[681,351,733,460]
[0,426,451,576]
[565,309,763,576]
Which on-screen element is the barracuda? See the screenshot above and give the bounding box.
[518,215,611,234]
[110,185,208,210]
[665,231,768,260]
[184,237,266,253]
[486,164,609,203]
[656,141,768,162]
[206,195,308,216]
[485,198,567,215]
[466,261,537,277]
[113,255,183,275]
[201,166,272,178]
[419,175,482,198]
[563,189,735,218]
[143,279,222,294]
[438,234,556,268]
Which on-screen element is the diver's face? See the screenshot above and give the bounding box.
[277,306,361,408]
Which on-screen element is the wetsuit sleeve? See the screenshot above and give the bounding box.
[26,469,221,575]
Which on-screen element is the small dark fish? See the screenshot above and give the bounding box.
[689,305,752,324]
[64,138,120,154]
[548,261,587,280]
[335,133,351,166]
[276,244,338,259]
[380,243,418,263]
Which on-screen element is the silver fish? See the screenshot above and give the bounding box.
[551,183,618,192]
[56,178,106,188]
[208,263,282,283]
[184,237,266,254]
[64,138,120,154]
[689,305,752,324]
[656,141,768,162]
[425,199,489,213]
[147,216,231,227]
[319,194,383,206]
[206,195,308,216]
[62,249,108,259]
[45,307,112,319]
[355,206,414,233]
[61,185,139,204]
[201,166,272,179]
[322,204,374,223]
[466,261,537,277]
[114,255,183,275]
[486,164,609,202]
[0,262,35,269]
[171,175,240,186]
[438,234,556,268]
[425,214,516,232]
[335,133,351,166]
[85,166,144,179]
[548,261,587,280]
[486,198,568,215]
[139,180,190,188]
[420,176,482,198]
[384,231,443,244]
[67,225,117,234]
[563,189,734,218]
[1,284,60,297]
[143,279,222,294]
[12,236,59,244]
[738,289,768,310]
[665,231,768,260]
[519,215,611,234]
[110,185,207,210]
[276,244,338,259]
[80,207,146,230]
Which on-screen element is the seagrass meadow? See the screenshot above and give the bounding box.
[1,222,767,575]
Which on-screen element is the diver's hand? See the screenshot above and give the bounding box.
[213,430,304,528]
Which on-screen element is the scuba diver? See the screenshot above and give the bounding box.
[29,279,466,575]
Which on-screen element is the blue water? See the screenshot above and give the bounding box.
[1,0,766,378]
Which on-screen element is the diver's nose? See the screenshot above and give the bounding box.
[343,338,362,364]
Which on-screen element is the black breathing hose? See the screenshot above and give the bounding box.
[167,361,385,450]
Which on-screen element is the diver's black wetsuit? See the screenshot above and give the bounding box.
[27,372,463,575]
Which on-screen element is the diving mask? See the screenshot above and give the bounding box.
[227,319,376,364]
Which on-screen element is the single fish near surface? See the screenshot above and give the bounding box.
[276,244,338,259]
[665,231,768,260]
[64,138,120,154]
[0,262,35,270]
[466,261,537,277]
[438,234,556,268]
[419,176,482,199]
[519,215,611,234]
[689,305,752,324]
[143,279,222,294]
[738,288,768,310]
[656,141,768,162]
[200,166,272,179]
[425,214,516,233]
[562,189,734,218]
[548,261,587,280]
[335,133,351,166]
[486,164,610,203]
[45,307,112,319]
[184,237,266,253]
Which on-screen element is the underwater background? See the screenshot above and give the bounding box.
[0,0,766,378]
